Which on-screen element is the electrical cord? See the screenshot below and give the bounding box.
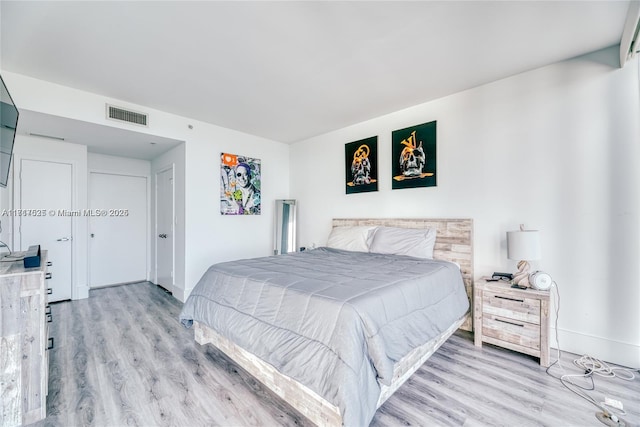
[0,256,24,262]
[0,240,11,254]
[0,222,21,261]
[544,280,636,424]
[573,355,636,382]
[0,240,15,262]
[0,221,11,256]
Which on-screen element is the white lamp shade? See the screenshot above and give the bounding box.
[507,230,541,261]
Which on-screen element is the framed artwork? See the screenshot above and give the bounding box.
[345,136,378,194]
[392,120,437,190]
[220,152,261,215]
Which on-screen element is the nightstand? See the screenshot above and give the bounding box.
[473,277,550,367]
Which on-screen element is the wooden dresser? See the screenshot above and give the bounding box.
[473,277,550,367]
[0,251,51,426]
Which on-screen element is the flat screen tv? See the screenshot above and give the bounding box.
[0,74,19,188]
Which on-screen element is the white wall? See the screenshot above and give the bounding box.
[1,71,291,303]
[290,46,640,368]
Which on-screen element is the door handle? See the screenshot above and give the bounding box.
[159,234,167,238]
[57,237,71,242]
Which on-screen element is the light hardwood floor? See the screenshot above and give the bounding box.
[33,282,639,427]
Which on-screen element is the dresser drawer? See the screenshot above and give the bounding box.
[482,314,541,350]
[482,291,541,324]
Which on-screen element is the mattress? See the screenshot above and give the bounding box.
[179,247,469,426]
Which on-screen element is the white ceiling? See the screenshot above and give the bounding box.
[0,1,632,154]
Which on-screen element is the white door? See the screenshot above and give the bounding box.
[155,167,174,289]
[88,172,147,287]
[19,159,73,302]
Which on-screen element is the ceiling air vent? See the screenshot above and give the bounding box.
[106,104,148,127]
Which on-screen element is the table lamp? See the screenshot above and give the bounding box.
[507,224,541,288]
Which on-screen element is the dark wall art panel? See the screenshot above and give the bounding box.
[345,136,378,194]
[392,120,437,190]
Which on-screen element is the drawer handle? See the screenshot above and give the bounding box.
[47,287,53,295]
[494,295,524,303]
[45,305,51,315]
[495,318,524,327]
[47,337,54,350]
[45,272,52,279]
[47,261,52,267]
[47,314,52,323]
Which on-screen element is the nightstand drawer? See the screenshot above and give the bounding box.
[482,314,540,350]
[482,291,541,324]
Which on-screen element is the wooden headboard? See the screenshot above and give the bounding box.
[332,218,474,331]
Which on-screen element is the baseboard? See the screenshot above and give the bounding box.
[75,285,89,300]
[91,280,148,290]
[173,286,189,303]
[551,327,640,369]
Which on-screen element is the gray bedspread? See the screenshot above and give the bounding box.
[179,247,469,426]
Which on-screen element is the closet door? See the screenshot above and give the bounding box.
[88,172,147,287]
[155,166,174,289]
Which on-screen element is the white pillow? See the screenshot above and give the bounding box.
[326,226,376,252]
[368,226,437,259]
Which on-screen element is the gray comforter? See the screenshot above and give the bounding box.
[179,247,469,426]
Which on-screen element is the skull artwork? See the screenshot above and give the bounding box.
[351,144,372,185]
[400,142,425,177]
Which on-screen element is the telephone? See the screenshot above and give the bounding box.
[529,271,553,290]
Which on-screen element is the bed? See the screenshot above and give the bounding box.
[180,218,473,426]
